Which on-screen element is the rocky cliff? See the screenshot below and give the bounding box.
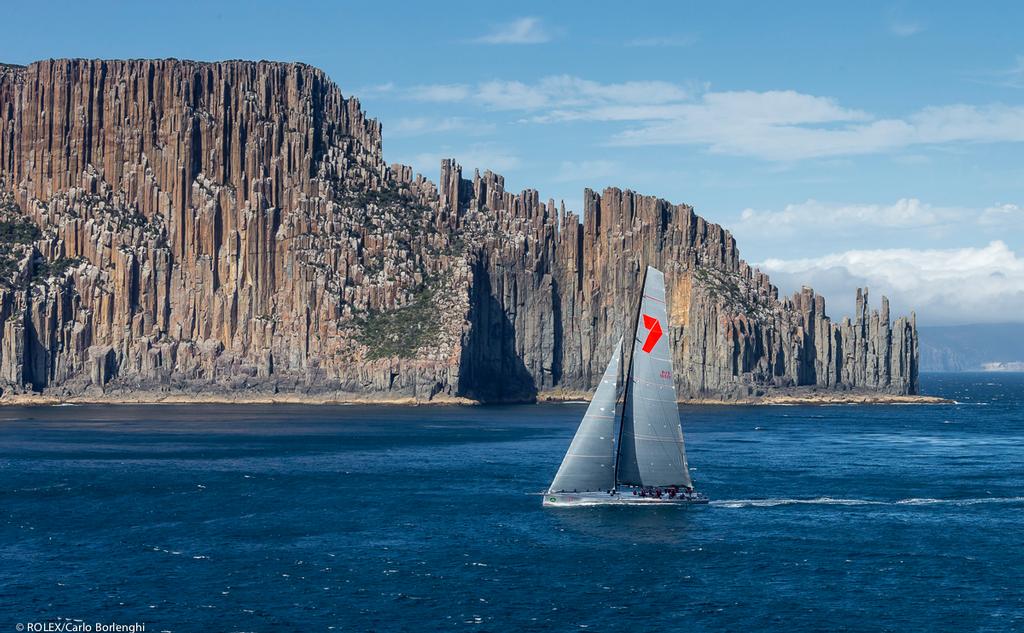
[0,59,918,402]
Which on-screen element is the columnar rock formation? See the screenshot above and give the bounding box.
[0,59,918,401]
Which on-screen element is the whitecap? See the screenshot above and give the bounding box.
[712,496,1024,509]
[711,497,884,508]
[896,497,1024,506]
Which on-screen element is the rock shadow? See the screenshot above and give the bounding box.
[457,261,538,403]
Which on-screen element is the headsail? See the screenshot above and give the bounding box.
[548,339,623,493]
[615,266,693,488]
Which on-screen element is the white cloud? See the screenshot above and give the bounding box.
[979,203,1024,227]
[729,199,1024,267]
[909,104,1024,144]
[406,84,471,102]
[351,82,394,97]
[394,75,1024,161]
[472,17,551,44]
[486,76,691,111]
[736,198,957,237]
[387,117,494,138]
[553,160,620,183]
[735,198,1023,238]
[611,97,1024,161]
[592,90,871,146]
[405,75,692,113]
[758,241,1024,325]
[477,80,551,109]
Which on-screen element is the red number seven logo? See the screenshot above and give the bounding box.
[641,314,663,353]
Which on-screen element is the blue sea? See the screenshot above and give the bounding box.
[1,373,1023,632]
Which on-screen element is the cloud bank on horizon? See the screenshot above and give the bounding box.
[758,241,1024,326]
[3,1,1021,326]
[740,200,1024,324]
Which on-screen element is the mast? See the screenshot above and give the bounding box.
[612,264,648,491]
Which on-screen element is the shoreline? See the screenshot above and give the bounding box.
[0,390,955,407]
[538,390,953,406]
[0,392,479,407]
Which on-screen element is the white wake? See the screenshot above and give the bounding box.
[711,496,1024,508]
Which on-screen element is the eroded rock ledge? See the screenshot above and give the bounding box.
[0,59,918,403]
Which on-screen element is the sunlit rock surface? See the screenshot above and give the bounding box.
[0,59,917,401]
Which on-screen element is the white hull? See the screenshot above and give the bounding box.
[543,490,709,507]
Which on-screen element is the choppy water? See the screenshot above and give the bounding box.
[1,373,1023,632]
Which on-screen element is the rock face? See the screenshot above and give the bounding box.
[0,59,918,401]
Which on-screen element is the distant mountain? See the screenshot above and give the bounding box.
[920,323,1024,371]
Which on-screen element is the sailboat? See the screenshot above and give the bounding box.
[543,266,708,506]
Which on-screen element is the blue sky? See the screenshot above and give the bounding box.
[5,1,1023,324]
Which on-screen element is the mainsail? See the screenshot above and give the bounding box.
[548,339,623,493]
[615,266,693,488]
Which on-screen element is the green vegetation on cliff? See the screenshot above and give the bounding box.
[356,283,441,360]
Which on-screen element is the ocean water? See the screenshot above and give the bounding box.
[1,373,1023,632]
